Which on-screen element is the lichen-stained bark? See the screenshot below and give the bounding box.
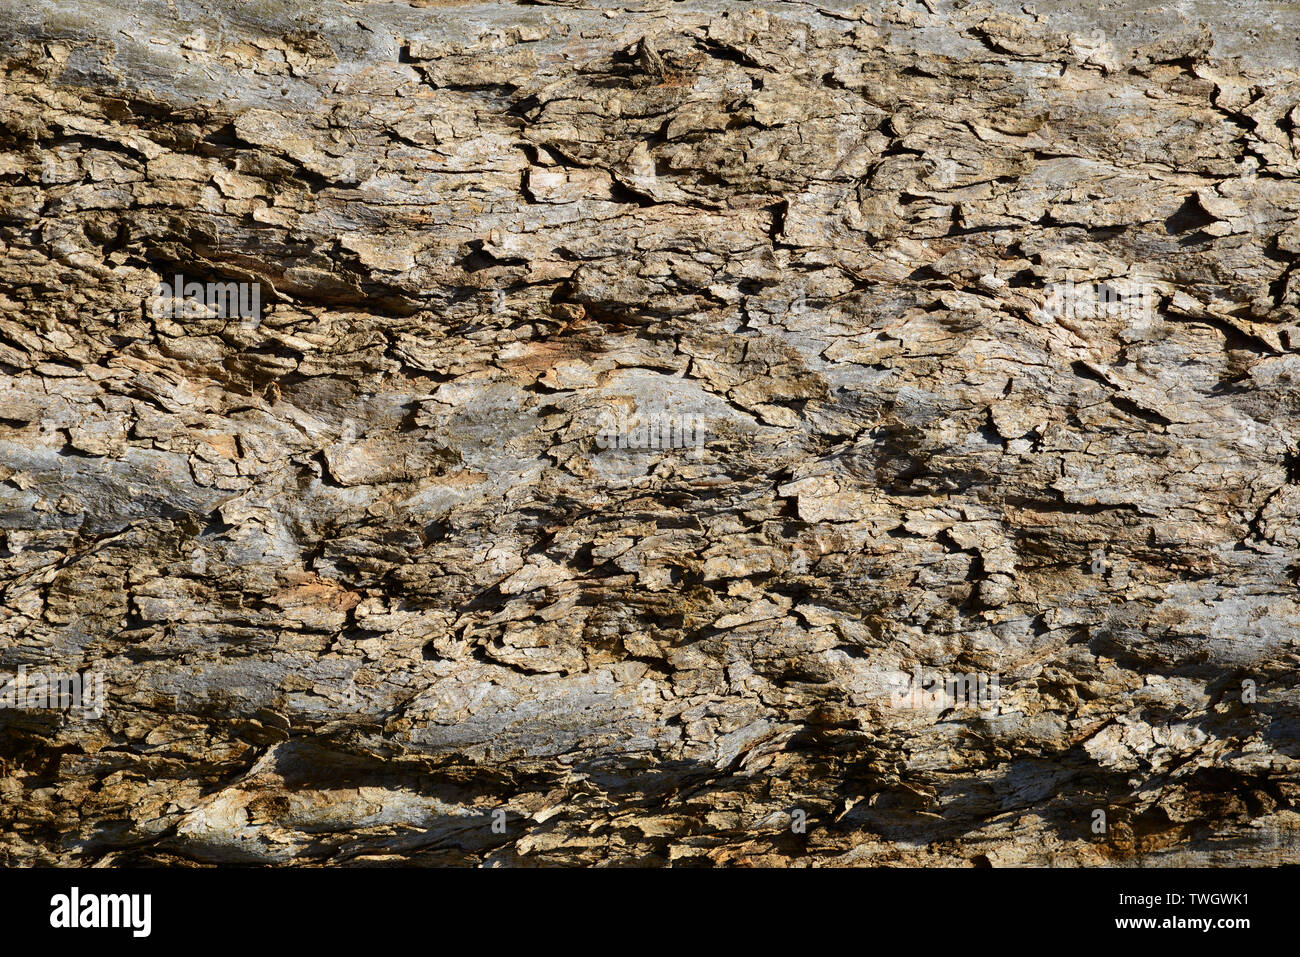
[1,0,1299,866]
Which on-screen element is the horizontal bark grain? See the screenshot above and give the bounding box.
[1,0,1300,865]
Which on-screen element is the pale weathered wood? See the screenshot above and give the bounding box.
[2,0,1300,865]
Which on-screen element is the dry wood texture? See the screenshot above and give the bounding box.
[2,0,1300,865]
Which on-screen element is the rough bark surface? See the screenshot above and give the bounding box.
[3,0,1300,866]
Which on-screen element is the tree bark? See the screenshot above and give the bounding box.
[2,0,1300,865]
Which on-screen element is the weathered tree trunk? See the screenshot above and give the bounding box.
[2,0,1300,866]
